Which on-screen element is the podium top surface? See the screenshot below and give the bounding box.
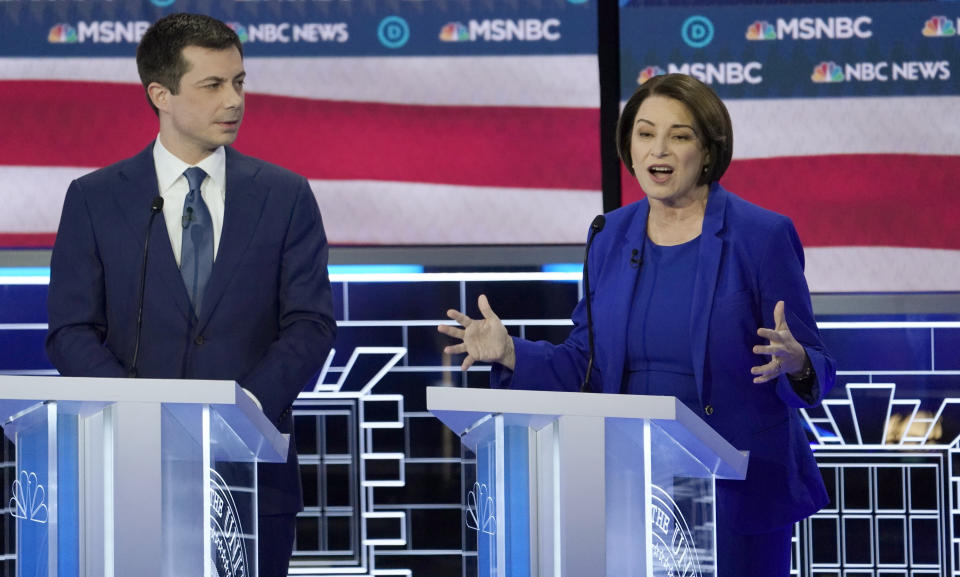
[0,375,289,462]
[427,386,749,479]
[0,375,238,405]
[428,386,687,434]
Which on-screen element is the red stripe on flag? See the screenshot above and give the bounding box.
[0,234,57,248]
[0,80,601,190]
[0,81,157,168]
[621,154,960,249]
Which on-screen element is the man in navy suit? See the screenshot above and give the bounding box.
[45,13,336,577]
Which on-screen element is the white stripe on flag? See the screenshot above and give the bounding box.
[726,96,960,159]
[0,166,602,243]
[311,178,600,244]
[0,166,89,231]
[805,246,960,293]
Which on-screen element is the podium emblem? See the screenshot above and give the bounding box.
[210,469,250,577]
[466,482,497,535]
[10,470,47,524]
[650,485,703,577]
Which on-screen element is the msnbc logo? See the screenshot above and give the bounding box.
[923,16,957,37]
[439,22,469,42]
[441,19,561,42]
[746,16,871,40]
[637,66,666,84]
[48,24,78,43]
[745,20,776,40]
[227,23,249,43]
[811,62,843,83]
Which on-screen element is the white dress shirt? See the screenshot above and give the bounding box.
[152,138,226,265]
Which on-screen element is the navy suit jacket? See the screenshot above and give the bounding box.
[46,143,337,515]
[493,183,835,533]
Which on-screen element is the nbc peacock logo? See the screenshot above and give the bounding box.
[811,61,844,83]
[48,24,78,43]
[745,20,776,40]
[439,22,469,42]
[922,16,957,37]
[465,482,496,535]
[10,471,47,524]
[226,23,248,43]
[637,65,666,84]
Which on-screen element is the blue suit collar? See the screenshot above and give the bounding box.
[197,148,268,329]
[116,144,195,321]
[601,201,649,393]
[690,182,728,402]
[114,143,270,329]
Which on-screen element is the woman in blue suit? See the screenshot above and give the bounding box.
[438,74,836,576]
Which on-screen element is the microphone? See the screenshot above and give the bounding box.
[630,248,642,269]
[129,196,164,378]
[181,206,194,229]
[581,214,606,393]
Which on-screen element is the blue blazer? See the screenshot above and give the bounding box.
[493,184,835,532]
[46,143,337,515]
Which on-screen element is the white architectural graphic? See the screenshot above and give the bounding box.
[290,346,413,577]
[799,382,960,576]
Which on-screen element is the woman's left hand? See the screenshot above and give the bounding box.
[751,300,809,383]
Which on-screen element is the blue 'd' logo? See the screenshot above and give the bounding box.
[378,16,410,49]
[150,0,176,8]
[681,15,714,48]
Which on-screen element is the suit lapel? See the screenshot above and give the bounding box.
[197,148,268,330]
[115,143,194,321]
[603,201,648,394]
[690,184,727,400]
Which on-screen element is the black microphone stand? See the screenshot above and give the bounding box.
[581,214,606,392]
[129,196,164,378]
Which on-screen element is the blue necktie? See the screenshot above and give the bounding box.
[180,167,213,316]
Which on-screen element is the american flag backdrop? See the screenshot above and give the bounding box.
[621,1,960,292]
[0,2,602,247]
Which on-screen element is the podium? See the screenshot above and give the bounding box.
[427,387,749,577]
[0,375,289,577]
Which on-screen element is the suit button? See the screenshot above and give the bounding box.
[704,405,714,415]
[194,335,205,345]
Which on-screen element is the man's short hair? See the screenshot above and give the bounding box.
[136,13,243,115]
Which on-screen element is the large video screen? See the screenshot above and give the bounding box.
[620,0,960,292]
[0,1,602,247]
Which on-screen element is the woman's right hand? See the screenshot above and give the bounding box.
[437,294,515,371]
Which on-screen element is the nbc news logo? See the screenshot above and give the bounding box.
[811,61,844,83]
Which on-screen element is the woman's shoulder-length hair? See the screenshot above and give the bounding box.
[616,73,733,186]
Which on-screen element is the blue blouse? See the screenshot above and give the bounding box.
[624,234,700,410]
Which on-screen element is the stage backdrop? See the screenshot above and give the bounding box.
[0,0,602,247]
[2,0,960,292]
[620,0,960,292]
